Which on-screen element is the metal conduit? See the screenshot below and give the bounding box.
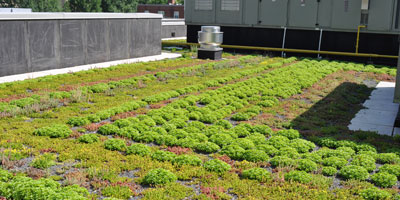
[162,41,398,59]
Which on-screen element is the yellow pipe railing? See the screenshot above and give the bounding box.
[162,41,398,59]
[356,25,366,54]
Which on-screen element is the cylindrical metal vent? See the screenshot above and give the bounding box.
[198,26,223,50]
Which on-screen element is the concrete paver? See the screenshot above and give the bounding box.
[348,81,399,136]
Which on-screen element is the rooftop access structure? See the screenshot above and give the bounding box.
[185,0,400,66]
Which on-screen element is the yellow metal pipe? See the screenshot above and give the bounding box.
[356,25,366,54]
[162,41,398,59]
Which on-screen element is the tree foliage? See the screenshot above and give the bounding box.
[138,0,168,4]
[1,0,183,12]
[65,0,102,12]
[101,0,137,13]
[0,0,62,12]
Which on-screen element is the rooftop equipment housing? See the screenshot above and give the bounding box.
[185,0,400,65]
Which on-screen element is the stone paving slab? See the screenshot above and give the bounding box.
[362,100,399,112]
[348,122,394,136]
[348,81,398,136]
[351,110,397,126]
[0,53,181,84]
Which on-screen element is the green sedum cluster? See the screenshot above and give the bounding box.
[126,143,151,156]
[378,164,400,178]
[242,168,272,182]
[203,159,231,174]
[142,168,177,185]
[339,165,369,181]
[104,139,126,151]
[195,142,220,153]
[67,117,90,127]
[350,154,376,172]
[30,153,57,169]
[359,187,392,200]
[276,129,301,140]
[151,150,177,162]
[284,171,313,184]
[371,172,398,188]
[172,155,202,167]
[321,167,337,176]
[0,169,88,200]
[322,156,348,169]
[78,134,99,144]
[296,159,318,172]
[33,124,72,138]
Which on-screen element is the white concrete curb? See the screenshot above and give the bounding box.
[0,53,181,84]
[162,37,187,41]
[0,12,162,20]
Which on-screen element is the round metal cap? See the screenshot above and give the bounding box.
[201,26,221,33]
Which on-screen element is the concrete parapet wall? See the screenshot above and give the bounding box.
[0,13,162,76]
[162,18,186,38]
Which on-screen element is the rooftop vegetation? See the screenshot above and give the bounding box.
[0,51,398,199]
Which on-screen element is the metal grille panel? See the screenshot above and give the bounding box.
[221,0,240,11]
[195,0,213,10]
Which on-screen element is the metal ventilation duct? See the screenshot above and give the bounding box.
[198,26,223,51]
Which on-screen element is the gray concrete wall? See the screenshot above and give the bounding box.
[394,42,400,103]
[162,18,186,38]
[0,13,162,76]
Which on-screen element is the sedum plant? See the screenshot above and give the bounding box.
[267,136,290,149]
[0,176,89,200]
[102,185,134,199]
[172,155,202,167]
[78,134,99,144]
[256,144,278,156]
[98,124,120,135]
[378,164,400,178]
[204,159,231,174]
[284,171,312,184]
[67,117,90,127]
[242,149,269,162]
[30,153,56,169]
[33,124,72,138]
[126,143,151,156]
[232,138,255,150]
[142,168,177,185]
[195,142,220,153]
[296,159,318,172]
[220,144,245,160]
[276,147,300,159]
[104,139,126,151]
[270,156,295,168]
[377,153,400,164]
[276,129,301,140]
[209,133,234,147]
[252,125,272,136]
[359,187,392,200]
[322,166,337,176]
[322,156,348,169]
[151,150,177,162]
[350,154,376,172]
[242,168,272,182]
[289,139,316,153]
[371,172,398,188]
[0,169,12,182]
[339,165,369,181]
